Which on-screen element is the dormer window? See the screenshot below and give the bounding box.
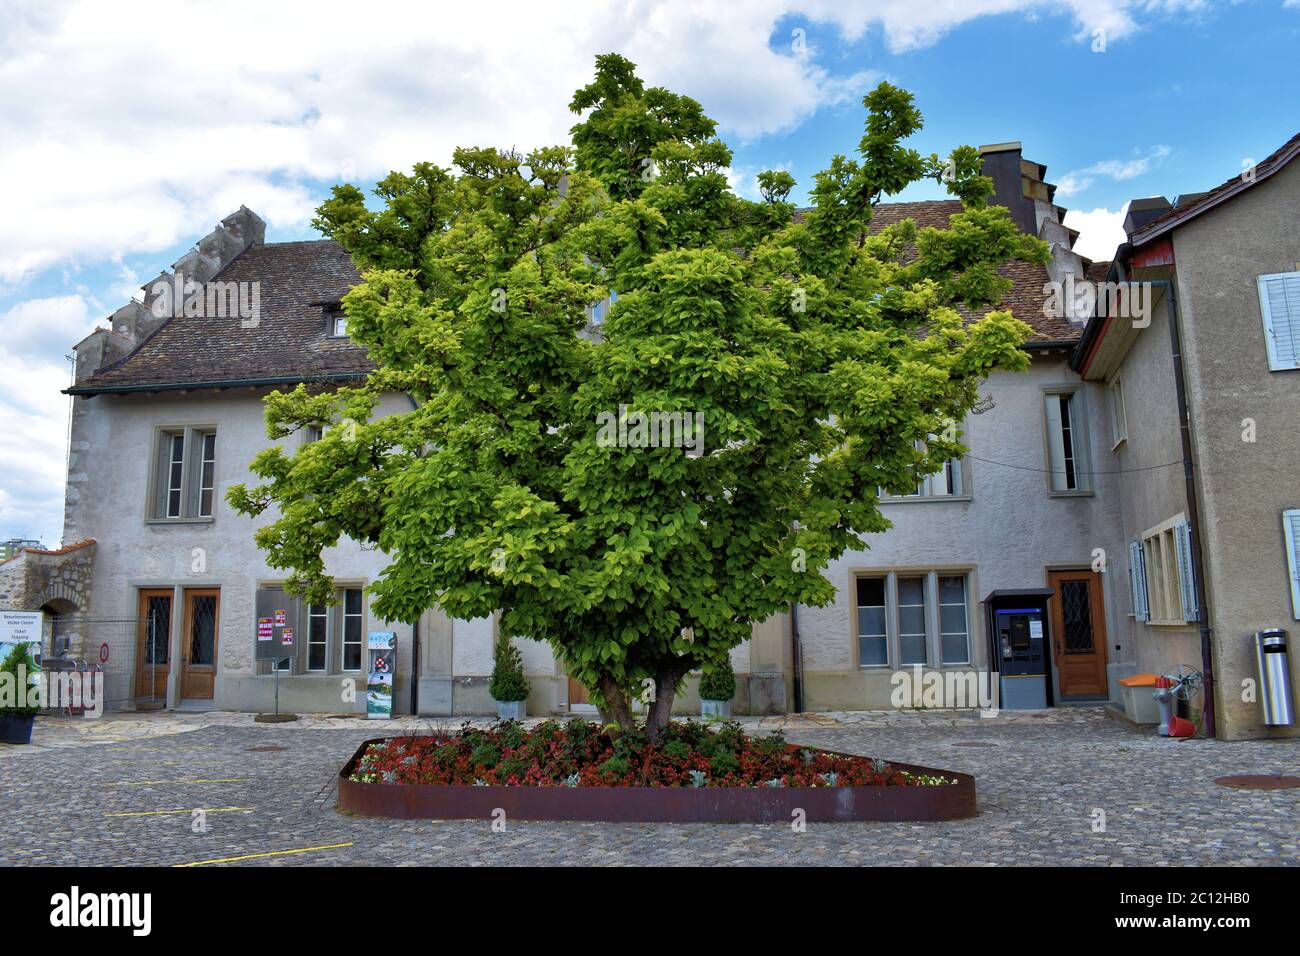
[330,313,348,338]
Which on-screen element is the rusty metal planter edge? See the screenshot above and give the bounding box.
[337,737,977,822]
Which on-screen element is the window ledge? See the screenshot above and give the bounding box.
[145,517,215,526]
[1047,490,1094,499]
[1111,437,1127,452]
[880,495,973,504]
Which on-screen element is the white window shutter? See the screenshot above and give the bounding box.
[1129,540,1149,622]
[1174,520,1198,622]
[1257,272,1300,371]
[1283,509,1300,620]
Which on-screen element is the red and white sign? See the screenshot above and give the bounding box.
[99,642,110,664]
[274,610,287,625]
[257,617,274,641]
[281,627,294,646]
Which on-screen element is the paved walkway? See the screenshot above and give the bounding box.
[1,709,1296,866]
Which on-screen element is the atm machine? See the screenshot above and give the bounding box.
[984,589,1055,710]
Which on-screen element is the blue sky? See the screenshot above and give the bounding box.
[2,0,1298,548]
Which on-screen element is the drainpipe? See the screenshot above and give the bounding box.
[790,602,804,713]
[1153,278,1216,738]
[410,613,420,718]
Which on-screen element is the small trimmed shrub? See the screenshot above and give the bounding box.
[488,636,529,702]
[0,643,39,717]
[698,659,736,702]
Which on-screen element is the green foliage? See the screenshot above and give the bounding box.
[709,749,740,777]
[488,636,530,702]
[697,658,736,702]
[469,741,501,769]
[598,755,631,781]
[0,643,39,717]
[228,53,1045,731]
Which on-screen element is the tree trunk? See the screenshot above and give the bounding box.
[644,663,687,741]
[595,675,635,733]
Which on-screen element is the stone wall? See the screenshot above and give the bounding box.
[0,540,97,653]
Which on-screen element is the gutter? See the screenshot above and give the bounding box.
[1152,277,1217,738]
[790,602,804,714]
[64,372,370,397]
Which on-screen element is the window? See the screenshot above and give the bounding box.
[327,308,348,337]
[856,577,888,667]
[152,427,217,520]
[855,570,971,668]
[1282,510,1300,619]
[164,433,184,517]
[198,432,216,516]
[938,575,971,664]
[1137,515,1196,625]
[587,290,618,326]
[304,424,323,445]
[1043,390,1090,493]
[1257,271,1300,371]
[342,588,364,671]
[307,603,328,672]
[884,438,965,499]
[1106,375,1128,449]
[897,576,927,665]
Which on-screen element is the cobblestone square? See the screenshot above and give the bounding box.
[1,709,1296,867]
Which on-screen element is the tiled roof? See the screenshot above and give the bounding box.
[1129,131,1300,245]
[797,199,1075,344]
[75,240,370,393]
[77,200,1075,395]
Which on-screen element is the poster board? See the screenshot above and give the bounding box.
[254,590,302,663]
[367,631,396,719]
[0,610,45,680]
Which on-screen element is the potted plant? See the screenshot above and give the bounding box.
[0,642,40,745]
[489,635,529,719]
[699,658,736,718]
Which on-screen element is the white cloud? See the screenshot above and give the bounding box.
[0,0,1206,287]
[0,0,1213,542]
[0,295,94,361]
[1055,145,1172,197]
[1064,204,1130,262]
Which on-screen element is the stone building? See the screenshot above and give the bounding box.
[29,137,1297,738]
[1071,131,1300,740]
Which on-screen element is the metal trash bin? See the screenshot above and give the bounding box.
[1255,629,1296,726]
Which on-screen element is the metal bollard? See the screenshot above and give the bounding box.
[1255,629,1296,726]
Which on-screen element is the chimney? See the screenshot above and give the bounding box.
[979,142,1038,235]
[1123,197,1172,238]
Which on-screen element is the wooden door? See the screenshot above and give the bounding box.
[181,588,220,700]
[1048,569,1108,698]
[134,588,173,703]
[568,676,591,709]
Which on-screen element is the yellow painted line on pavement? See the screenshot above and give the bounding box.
[107,778,246,787]
[174,842,354,867]
[105,806,253,817]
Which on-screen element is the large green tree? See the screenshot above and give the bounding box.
[229,54,1046,737]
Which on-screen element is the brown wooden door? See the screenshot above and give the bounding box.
[1048,569,1108,698]
[568,676,590,708]
[134,588,173,703]
[180,588,220,700]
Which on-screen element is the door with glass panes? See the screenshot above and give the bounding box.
[134,588,173,704]
[180,588,220,700]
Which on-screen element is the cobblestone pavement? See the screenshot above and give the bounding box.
[1,709,1296,866]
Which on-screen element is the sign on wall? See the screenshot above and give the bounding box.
[367,631,396,719]
[0,610,45,678]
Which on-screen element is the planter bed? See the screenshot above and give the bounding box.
[337,720,975,822]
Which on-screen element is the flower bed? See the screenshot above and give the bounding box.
[338,720,977,822]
